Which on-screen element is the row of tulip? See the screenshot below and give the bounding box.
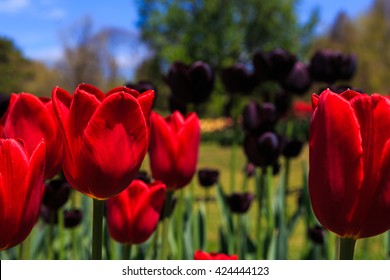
[1,82,390,259]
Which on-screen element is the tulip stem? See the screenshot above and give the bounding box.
[255,167,265,259]
[92,198,104,260]
[121,244,132,259]
[177,189,184,259]
[337,237,356,260]
[160,190,174,260]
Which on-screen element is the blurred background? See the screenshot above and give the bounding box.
[0,0,384,107]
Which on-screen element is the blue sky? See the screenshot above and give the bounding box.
[0,0,373,78]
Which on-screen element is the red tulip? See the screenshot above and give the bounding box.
[309,89,390,239]
[0,139,45,251]
[106,180,166,244]
[194,250,238,260]
[149,111,200,190]
[52,84,154,200]
[0,93,62,179]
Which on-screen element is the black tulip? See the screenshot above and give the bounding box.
[188,61,215,103]
[0,93,10,118]
[135,170,152,184]
[253,48,297,82]
[64,209,83,228]
[243,132,280,167]
[198,168,219,188]
[168,95,187,115]
[43,179,71,211]
[221,63,259,94]
[281,62,312,95]
[159,195,177,221]
[242,101,277,133]
[309,49,357,84]
[166,61,214,104]
[307,225,326,245]
[282,139,304,158]
[125,80,157,94]
[274,90,292,117]
[226,192,254,214]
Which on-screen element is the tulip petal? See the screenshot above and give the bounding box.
[137,90,155,124]
[76,92,148,199]
[309,90,364,237]
[2,94,53,156]
[175,113,200,188]
[0,140,44,250]
[131,182,165,243]
[149,112,178,187]
[77,84,105,101]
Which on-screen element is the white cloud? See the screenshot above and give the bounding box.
[0,0,30,13]
[47,8,66,20]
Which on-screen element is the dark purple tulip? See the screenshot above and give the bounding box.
[309,49,357,83]
[274,90,292,117]
[221,63,259,94]
[245,162,255,177]
[242,101,276,133]
[243,132,280,167]
[226,192,254,214]
[308,225,326,245]
[125,81,157,94]
[42,179,71,211]
[189,61,215,103]
[165,61,214,104]
[282,139,304,158]
[168,95,187,115]
[40,207,83,228]
[135,170,152,184]
[253,48,297,81]
[319,84,364,95]
[198,168,219,188]
[159,195,177,221]
[64,209,83,228]
[281,62,312,95]
[0,93,10,118]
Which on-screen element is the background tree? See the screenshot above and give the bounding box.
[0,37,34,94]
[136,0,318,114]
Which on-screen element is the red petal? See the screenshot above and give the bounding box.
[175,113,200,188]
[309,90,364,237]
[137,90,155,124]
[75,92,149,199]
[77,84,105,101]
[149,112,178,188]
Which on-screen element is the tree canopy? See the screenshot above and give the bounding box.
[137,0,318,70]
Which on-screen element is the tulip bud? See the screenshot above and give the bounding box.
[43,179,71,210]
[253,48,296,81]
[64,209,83,228]
[282,139,304,158]
[281,62,312,95]
[221,64,259,94]
[226,192,254,214]
[307,225,326,245]
[198,168,219,188]
[242,101,277,134]
[244,132,280,167]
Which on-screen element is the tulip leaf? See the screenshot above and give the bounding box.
[198,203,207,251]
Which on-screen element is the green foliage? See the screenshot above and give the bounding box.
[138,0,317,68]
[0,37,34,94]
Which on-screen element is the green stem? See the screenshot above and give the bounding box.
[176,190,184,259]
[47,211,56,260]
[92,198,104,260]
[338,237,356,260]
[121,244,132,259]
[58,210,65,260]
[229,117,238,193]
[255,167,265,259]
[160,190,173,260]
[19,235,31,260]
